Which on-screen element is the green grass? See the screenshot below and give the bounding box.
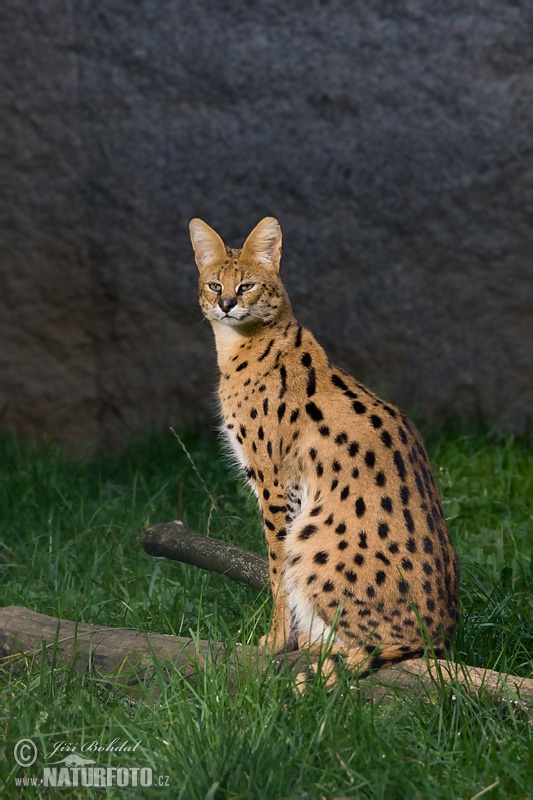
[0,426,531,799]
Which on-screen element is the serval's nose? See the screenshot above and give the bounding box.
[219,297,237,314]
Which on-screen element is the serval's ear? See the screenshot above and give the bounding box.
[189,219,227,271]
[241,217,282,273]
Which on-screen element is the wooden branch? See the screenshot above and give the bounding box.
[0,606,531,714]
[141,521,269,590]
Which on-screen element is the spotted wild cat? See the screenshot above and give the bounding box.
[189,217,459,682]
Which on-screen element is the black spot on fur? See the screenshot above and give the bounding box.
[335,522,347,534]
[306,402,323,422]
[400,485,410,505]
[279,365,287,398]
[306,368,317,397]
[403,509,415,533]
[393,450,406,481]
[338,540,349,550]
[364,450,376,468]
[380,430,392,448]
[331,374,349,391]
[414,470,426,499]
[381,496,393,513]
[299,524,317,540]
[258,340,274,361]
[377,522,389,539]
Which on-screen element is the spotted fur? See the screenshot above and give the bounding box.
[190,217,459,679]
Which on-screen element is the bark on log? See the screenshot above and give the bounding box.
[141,521,268,590]
[0,606,531,714]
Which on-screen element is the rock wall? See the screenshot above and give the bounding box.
[1,1,531,449]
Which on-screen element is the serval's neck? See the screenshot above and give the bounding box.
[210,311,297,371]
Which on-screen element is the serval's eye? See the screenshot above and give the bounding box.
[208,282,222,293]
[238,282,255,294]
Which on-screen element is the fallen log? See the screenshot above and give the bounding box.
[0,604,274,686]
[1,606,531,713]
[141,520,268,590]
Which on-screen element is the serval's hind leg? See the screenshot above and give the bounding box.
[294,639,424,694]
[294,634,347,694]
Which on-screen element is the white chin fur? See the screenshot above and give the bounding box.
[212,311,248,325]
